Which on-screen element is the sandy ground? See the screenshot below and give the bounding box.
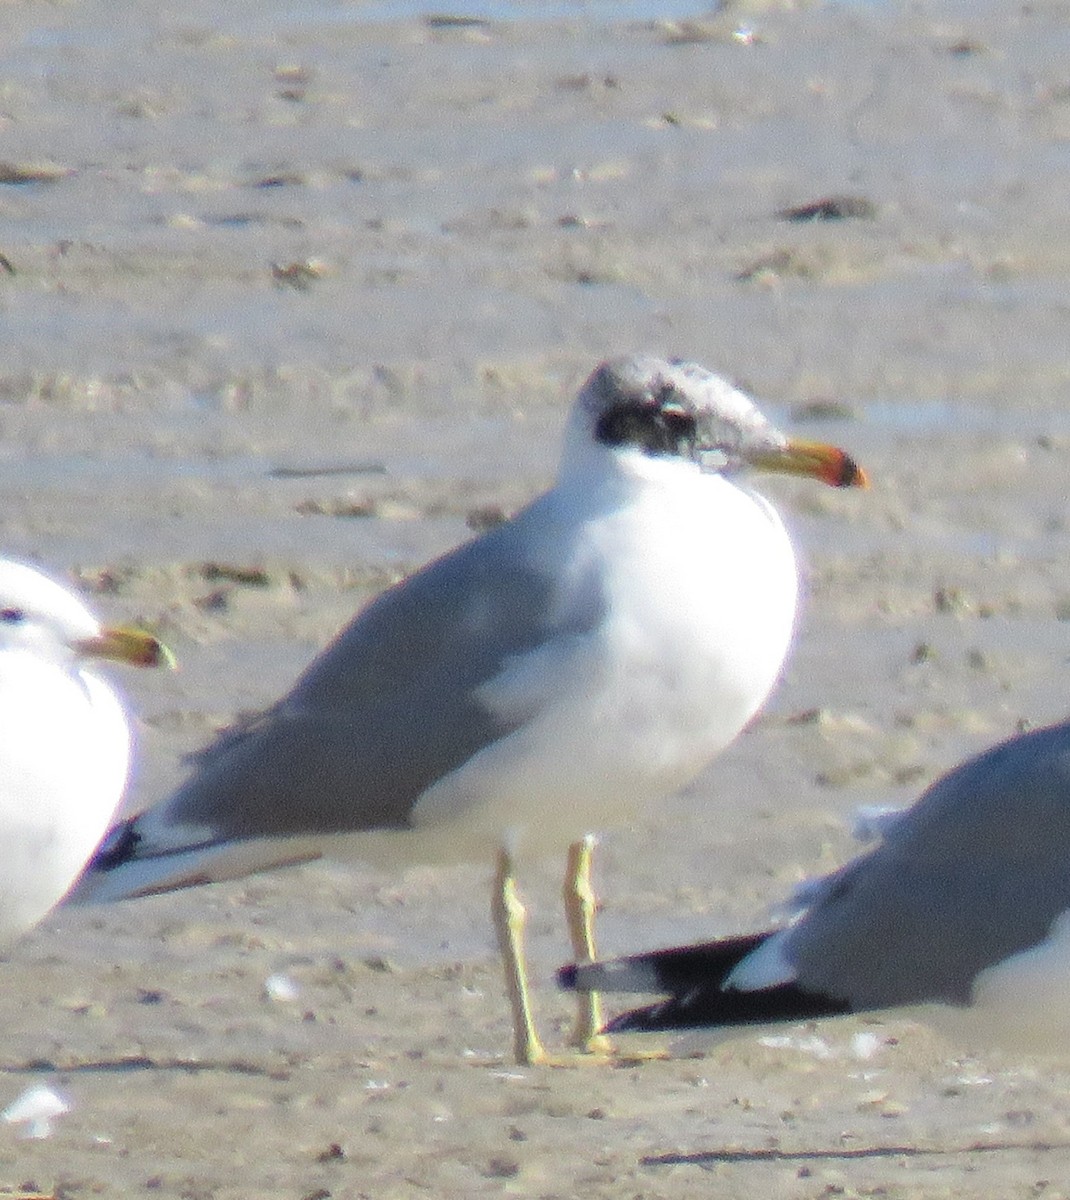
[3,0,1070,1194]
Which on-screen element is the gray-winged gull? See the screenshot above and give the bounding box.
[0,559,169,944]
[69,354,866,1064]
[560,720,1070,1055]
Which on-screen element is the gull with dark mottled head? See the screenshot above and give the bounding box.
[71,354,866,1064]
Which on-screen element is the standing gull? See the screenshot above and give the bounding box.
[561,720,1070,1055]
[70,354,866,1064]
[0,560,169,945]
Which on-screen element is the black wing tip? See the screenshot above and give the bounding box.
[560,936,856,1035]
[603,985,854,1034]
[604,1002,677,1034]
[557,934,776,1001]
[88,819,142,872]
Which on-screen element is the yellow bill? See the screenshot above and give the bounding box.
[77,625,176,669]
[750,437,869,489]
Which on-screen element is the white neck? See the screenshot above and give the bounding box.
[557,428,704,497]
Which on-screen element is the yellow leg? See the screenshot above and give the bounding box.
[488,840,665,1067]
[563,835,615,1055]
[492,846,548,1067]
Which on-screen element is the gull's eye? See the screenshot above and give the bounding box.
[595,374,700,459]
[0,607,25,624]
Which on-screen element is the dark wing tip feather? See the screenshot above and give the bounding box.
[558,932,773,996]
[88,818,142,872]
[628,933,771,991]
[562,932,855,1034]
[605,982,853,1033]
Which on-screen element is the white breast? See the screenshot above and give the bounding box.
[410,466,798,859]
[0,652,130,940]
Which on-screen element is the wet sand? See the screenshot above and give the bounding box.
[3,0,1070,1194]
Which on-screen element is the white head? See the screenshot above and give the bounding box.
[561,355,867,490]
[0,560,170,670]
[0,561,100,661]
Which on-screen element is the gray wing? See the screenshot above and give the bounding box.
[162,495,606,841]
[786,720,1070,1008]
